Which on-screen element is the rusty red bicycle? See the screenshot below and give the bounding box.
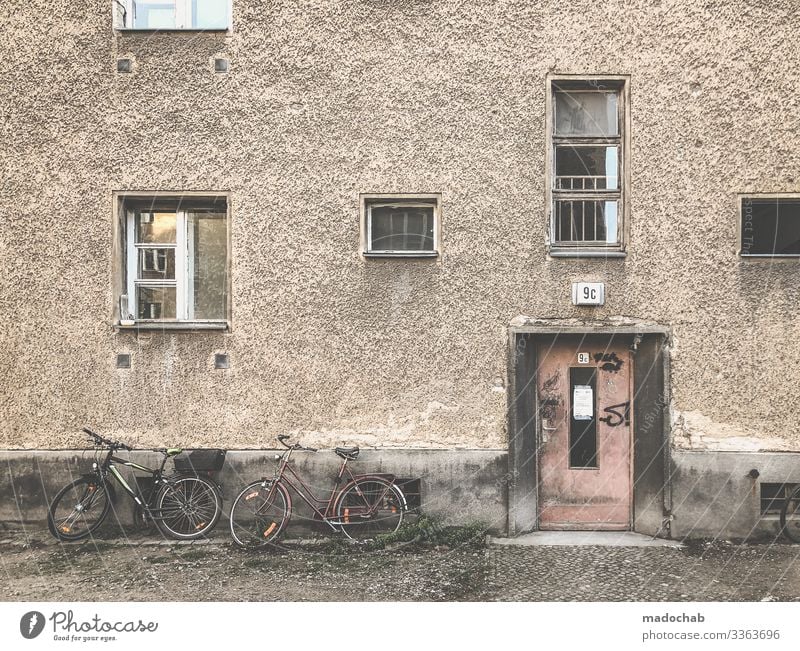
[229,435,407,547]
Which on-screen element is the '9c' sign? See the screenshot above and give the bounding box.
[572,282,605,306]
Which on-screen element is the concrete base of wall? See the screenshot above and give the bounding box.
[0,449,508,534]
[671,450,800,540]
[5,448,798,540]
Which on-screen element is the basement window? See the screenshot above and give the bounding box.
[115,0,230,30]
[395,478,422,510]
[548,77,628,257]
[362,194,441,257]
[760,483,797,515]
[116,194,229,328]
[740,196,800,257]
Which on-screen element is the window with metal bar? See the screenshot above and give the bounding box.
[550,79,626,252]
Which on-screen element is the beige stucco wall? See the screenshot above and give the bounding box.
[1,0,799,450]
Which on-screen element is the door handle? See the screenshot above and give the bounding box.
[542,418,557,431]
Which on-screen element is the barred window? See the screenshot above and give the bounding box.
[550,79,627,254]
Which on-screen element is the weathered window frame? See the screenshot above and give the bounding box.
[113,191,231,331]
[738,193,800,258]
[360,193,442,258]
[546,75,630,258]
[113,0,232,31]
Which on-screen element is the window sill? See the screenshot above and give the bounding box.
[115,27,230,33]
[115,321,229,332]
[548,248,626,259]
[739,254,800,259]
[363,251,440,259]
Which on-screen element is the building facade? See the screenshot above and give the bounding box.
[2,0,800,538]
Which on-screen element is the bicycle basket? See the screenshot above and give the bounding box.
[173,449,226,472]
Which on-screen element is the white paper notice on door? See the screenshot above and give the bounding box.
[573,385,594,421]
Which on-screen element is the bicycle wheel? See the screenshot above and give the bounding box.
[229,480,290,548]
[47,477,111,541]
[336,478,405,542]
[154,475,222,540]
[780,485,800,543]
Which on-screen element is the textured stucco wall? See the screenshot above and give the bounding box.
[1,0,800,450]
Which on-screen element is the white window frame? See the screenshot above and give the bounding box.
[546,75,630,258]
[115,0,232,31]
[115,192,230,330]
[361,194,442,258]
[738,193,800,259]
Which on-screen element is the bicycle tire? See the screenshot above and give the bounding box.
[229,480,291,548]
[154,475,222,540]
[47,477,112,541]
[780,484,800,543]
[335,477,405,542]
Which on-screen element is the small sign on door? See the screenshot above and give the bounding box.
[573,385,594,420]
[577,352,590,364]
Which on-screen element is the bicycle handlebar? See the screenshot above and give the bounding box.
[82,427,133,452]
[277,434,317,453]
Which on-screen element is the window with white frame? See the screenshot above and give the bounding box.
[115,0,230,30]
[362,195,440,257]
[119,196,229,325]
[740,196,800,256]
[550,79,626,252]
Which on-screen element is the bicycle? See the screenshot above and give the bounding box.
[47,427,224,542]
[229,435,407,548]
[780,484,800,543]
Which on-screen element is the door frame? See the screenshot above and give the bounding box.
[506,321,672,537]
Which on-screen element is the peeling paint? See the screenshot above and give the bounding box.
[672,410,795,452]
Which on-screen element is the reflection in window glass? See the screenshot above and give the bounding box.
[369,205,435,252]
[192,0,228,29]
[555,91,618,137]
[136,212,177,244]
[188,211,227,319]
[132,0,176,29]
[555,146,619,191]
[138,248,176,280]
[555,200,618,243]
[136,286,177,319]
[741,198,800,255]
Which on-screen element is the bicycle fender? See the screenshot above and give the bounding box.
[351,472,397,483]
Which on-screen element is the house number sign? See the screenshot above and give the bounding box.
[572,282,605,306]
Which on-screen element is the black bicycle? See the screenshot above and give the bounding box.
[47,427,225,541]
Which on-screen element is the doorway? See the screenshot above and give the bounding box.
[536,336,632,530]
[506,325,670,537]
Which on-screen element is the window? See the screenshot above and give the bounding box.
[362,194,441,257]
[117,194,229,328]
[548,78,628,255]
[115,0,230,30]
[740,196,800,256]
[760,483,798,515]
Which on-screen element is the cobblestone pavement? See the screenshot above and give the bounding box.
[1,530,798,601]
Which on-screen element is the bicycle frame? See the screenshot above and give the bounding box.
[92,448,173,519]
[266,446,397,531]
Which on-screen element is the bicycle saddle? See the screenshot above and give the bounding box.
[335,447,360,460]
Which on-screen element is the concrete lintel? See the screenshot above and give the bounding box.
[509,316,671,337]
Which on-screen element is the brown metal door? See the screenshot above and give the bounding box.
[537,336,632,530]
